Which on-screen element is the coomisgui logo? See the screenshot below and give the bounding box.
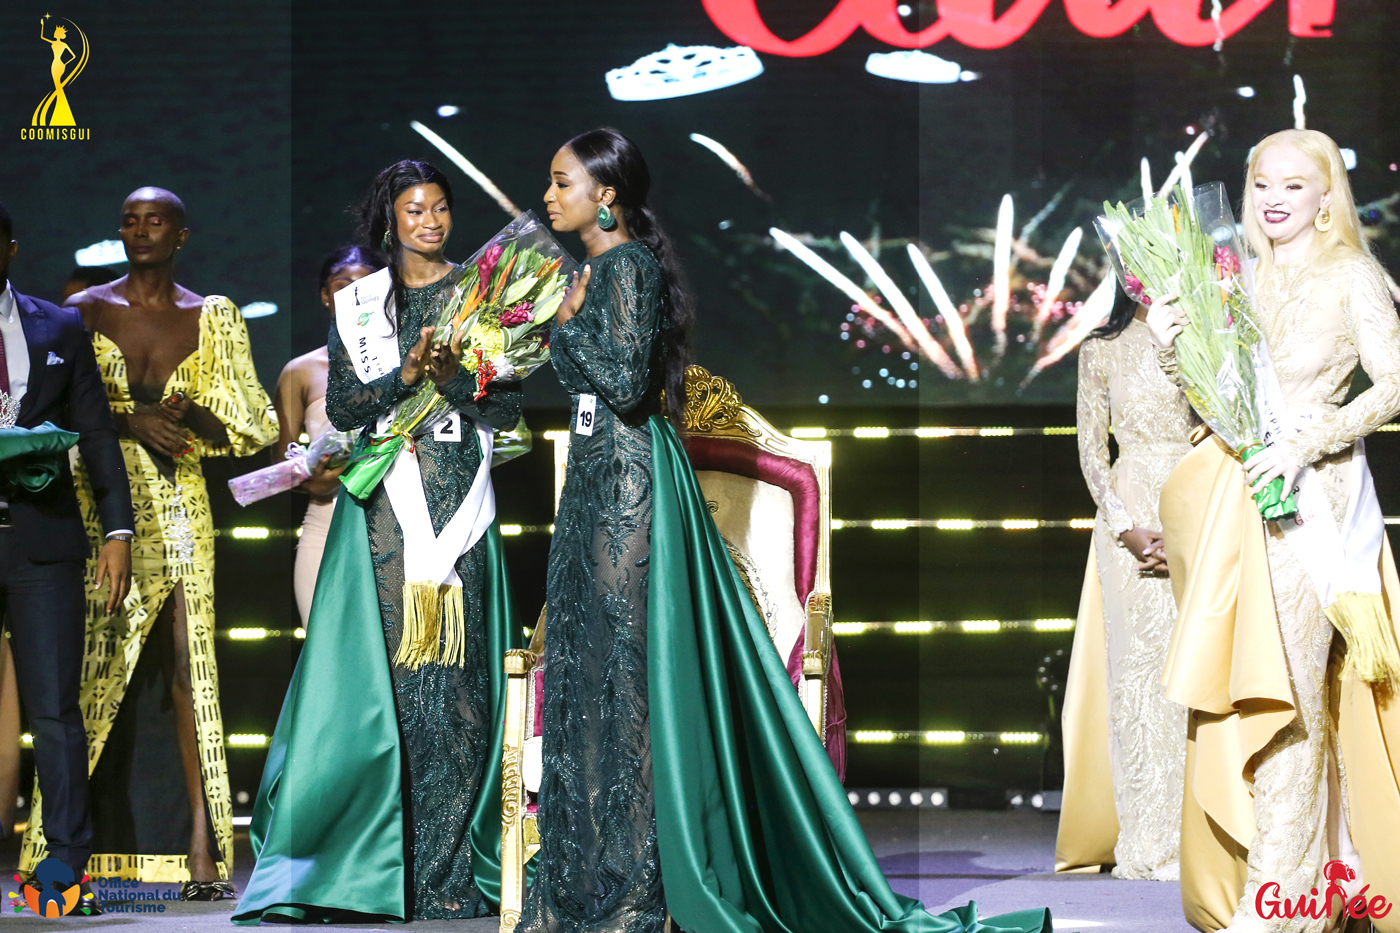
[20,13,91,141]
[1255,861,1392,923]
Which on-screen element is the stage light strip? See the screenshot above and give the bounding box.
[850,730,1045,746]
[832,619,1075,635]
[409,121,520,216]
[832,519,1095,530]
[789,423,1400,438]
[788,426,1077,437]
[216,627,306,641]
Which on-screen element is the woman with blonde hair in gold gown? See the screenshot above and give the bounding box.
[1149,129,1400,933]
[1055,290,1193,881]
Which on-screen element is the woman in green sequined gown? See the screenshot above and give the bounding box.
[330,165,521,919]
[236,162,521,923]
[520,129,1053,933]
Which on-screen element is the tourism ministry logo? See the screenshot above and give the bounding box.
[21,13,91,141]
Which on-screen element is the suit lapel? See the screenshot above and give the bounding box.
[15,292,51,422]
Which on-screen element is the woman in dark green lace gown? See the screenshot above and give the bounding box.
[234,161,521,923]
[521,130,1053,933]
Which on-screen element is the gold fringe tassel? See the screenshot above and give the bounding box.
[394,581,466,669]
[1325,590,1400,685]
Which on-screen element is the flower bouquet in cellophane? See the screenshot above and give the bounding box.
[1095,181,1296,520]
[341,211,576,499]
[228,427,355,505]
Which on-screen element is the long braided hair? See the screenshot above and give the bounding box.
[565,128,696,427]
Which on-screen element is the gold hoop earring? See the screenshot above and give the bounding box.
[1314,209,1333,233]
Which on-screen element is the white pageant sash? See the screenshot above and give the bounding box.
[333,266,497,586]
[384,422,496,588]
[1252,340,1385,603]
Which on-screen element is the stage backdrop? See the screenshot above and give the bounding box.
[287,0,1399,409]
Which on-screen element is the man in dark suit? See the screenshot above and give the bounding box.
[0,199,133,913]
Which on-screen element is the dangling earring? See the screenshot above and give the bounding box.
[1314,208,1333,232]
[597,203,617,231]
[381,227,394,251]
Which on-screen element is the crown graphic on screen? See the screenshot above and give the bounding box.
[864,50,974,85]
[606,44,763,101]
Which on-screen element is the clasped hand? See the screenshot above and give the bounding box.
[126,394,194,458]
[1119,526,1168,574]
[401,326,470,388]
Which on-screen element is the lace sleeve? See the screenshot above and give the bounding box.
[435,369,525,432]
[552,250,662,414]
[1077,338,1134,536]
[1288,259,1400,466]
[325,319,415,432]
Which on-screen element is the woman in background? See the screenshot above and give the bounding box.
[272,245,384,626]
[23,186,276,898]
[1055,289,1192,881]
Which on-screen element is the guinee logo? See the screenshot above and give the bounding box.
[21,13,91,141]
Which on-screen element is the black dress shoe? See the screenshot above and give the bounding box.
[74,882,102,916]
[180,880,236,901]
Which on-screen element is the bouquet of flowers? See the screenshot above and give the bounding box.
[227,427,355,506]
[341,211,576,498]
[1095,181,1295,520]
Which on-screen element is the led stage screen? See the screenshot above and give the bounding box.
[2,1,1397,409]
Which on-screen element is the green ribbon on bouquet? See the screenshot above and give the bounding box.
[339,431,408,500]
[1239,442,1298,521]
[0,422,80,493]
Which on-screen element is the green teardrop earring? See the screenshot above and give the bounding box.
[380,227,393,251]
[597,204,617,231]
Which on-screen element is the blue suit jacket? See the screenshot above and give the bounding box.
[8,286,134,562]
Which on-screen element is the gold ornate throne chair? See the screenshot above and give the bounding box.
[498,365,844,932]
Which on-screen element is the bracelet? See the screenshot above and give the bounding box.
[107,534,134,543]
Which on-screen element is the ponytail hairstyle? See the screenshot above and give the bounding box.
[1087,284,1139,341]
[565,128,695,427]
[353,160,454,331]
[317,243,387,293]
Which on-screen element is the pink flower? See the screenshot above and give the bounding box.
[1214,245,1241,274]
[1123,272,1152,307]
[476,243,504,284]
[500,302,534,326]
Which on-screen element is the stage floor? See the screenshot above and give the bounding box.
[0,811,1192,931]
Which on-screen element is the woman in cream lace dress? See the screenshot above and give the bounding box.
[1062,292,1192,880]
[1151,129,1400,933]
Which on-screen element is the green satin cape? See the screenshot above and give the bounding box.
[648,416,1050,933]
[0,422,79,492]
[231,490,518,924]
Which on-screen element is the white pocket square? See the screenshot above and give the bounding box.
[46,351,64,365]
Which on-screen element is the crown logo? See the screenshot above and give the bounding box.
[0,392,19,430]
[606,44,762,101]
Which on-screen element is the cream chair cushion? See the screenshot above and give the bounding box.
[694,470,807,664]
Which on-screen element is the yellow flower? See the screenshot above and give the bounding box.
[467,320,505,362]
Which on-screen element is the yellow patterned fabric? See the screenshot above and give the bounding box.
[20,296,276,882]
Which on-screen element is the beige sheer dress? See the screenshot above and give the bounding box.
[1074,318,1194,879]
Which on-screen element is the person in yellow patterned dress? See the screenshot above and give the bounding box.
[20,188,276,899]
